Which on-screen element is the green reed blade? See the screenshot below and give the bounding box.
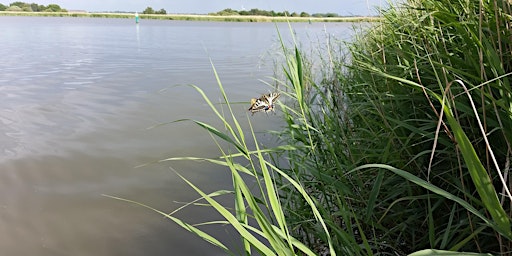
[440,89,512,238]
[351,164,507,239]
[209,59,249,154]
[187,84,248,156]
[191,120,248,157]
[409,249,493,256]
[173,171,276,255]
[248,118,294,251]
[102,194,231,254]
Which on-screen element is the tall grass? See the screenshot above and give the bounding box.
[107,58,335,254]
[109,0,512,254]
[275,0,512,254]
[161,58,340,254]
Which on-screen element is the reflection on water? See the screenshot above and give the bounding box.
[0,16,354,255]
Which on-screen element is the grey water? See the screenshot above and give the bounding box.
[0,16,355,255]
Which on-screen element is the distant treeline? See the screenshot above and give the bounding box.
[141,6,166,15]
[209,8,340,17]
[0,3,342,18]
[140,6,341,17]
[0,2,66,12]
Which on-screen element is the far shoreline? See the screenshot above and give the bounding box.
[0,11,381,22]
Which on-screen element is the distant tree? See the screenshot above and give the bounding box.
[9,1,26,8]
[46,4,63,12]
[142,6,155,14]
[30,3,45,12]
[261,9,271,16]
[300,11,310,17]
[6,5,22,11]
[10,1,31,11]
[155,8,166,14]
[211,8,316,17]
[325,12,339,17]
[3,2,67,12]
[217,8,238,16]
[248,8,270,16]
[30,3,39,11]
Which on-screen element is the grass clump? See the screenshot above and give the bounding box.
[108,60,335,255]
[275,0,512,254]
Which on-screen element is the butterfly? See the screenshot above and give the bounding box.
[248,92,280,114]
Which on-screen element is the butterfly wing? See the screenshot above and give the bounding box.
[248,92,280,114]
[264,93,280,112]
[248,98,270,113]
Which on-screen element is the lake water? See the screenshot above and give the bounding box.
[0,16,355,255]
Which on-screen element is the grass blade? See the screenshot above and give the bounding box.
[351,164,508,239]
[102,194,232,254]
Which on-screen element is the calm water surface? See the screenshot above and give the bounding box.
[0,16,354,255]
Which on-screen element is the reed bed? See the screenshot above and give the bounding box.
[0,11,377,22]
[109,0,512,254]
[275,0,512,254]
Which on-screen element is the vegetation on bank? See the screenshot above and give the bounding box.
[209,8,342,18]
[0,2,377,22]
[275,0,512,254]
[131,0,512,255]
[0,1,65,12]
[141,6,166,15]
[0,11,379,22]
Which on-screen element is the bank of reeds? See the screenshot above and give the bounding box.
[275,0,512,254]
[0,11,378,22]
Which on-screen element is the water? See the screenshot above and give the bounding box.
[0,16,355,255]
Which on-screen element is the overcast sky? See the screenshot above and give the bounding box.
[1,0,390,16]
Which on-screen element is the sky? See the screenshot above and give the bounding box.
[1,0,389,16]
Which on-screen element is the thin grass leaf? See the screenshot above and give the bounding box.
[350,164,507,238]
[232,175,250,255]
[248,117,294,251]
[441,81,511,238]
[168,189,234,216]
[192,120,248,157]
[102,194,232,255]
[208,59,249,155]
[409,249,493,256]
[160,156,254,177]
[227,158,294,255]
[449,226,486,252]
[365,169,384,222]
[172,171,276,255]
[439,203,456,249]
[186,84,248,156]
[237,223,316,256]
[265,160,336,256]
